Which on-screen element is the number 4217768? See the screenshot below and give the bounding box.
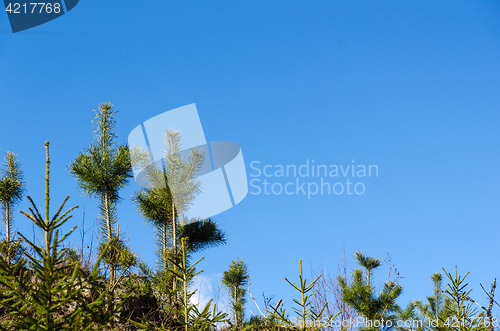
[6,3,61,14]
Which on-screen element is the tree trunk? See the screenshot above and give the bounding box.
[172,202,177,254]
[172,202,177,291]
[234,286,238,327]
[5,202,9,243]
[44,142,50,255]
[104,192,116,330]
[5,201,10,265]
[104,192,115,285]
[163,221,167,271]
[184,271,188,331]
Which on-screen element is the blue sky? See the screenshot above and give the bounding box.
[1,0,500,318]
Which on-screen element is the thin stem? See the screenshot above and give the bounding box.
[44,141,50,253]
[183,242,188,331]
[104,192,112,242]
[172,201,177,301]
[234,285,238,327]
[104,191,115,285]
[5,201,9,243]
[5,201,10,265]
[172,202,177,254]
[163,221,167,271]
[301,261,306,330]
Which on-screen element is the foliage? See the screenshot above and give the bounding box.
[0,239,22,266]
[338,251,415,331]
[134,184,226,271]
[98,234,138,287]
[179,219,226,254]
[0,151,25,264]
[132,128,207,269]
[132,128,223,319]
[134,184,175,271]
[0,142,114,330]
[69,101,133,285]
[310,244,358,331]
[442,267,488,331]
[268,260,342,331]
[241,314,282,330]
[222,258,250,327]
[415,273,453,331]
[130,238,227,331]
[0,102,495,331]
[161,128,205,230]
[171,238,228,330]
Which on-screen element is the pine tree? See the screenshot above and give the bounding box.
[132,129,224,314]
[170,238,227,331]
[132,129,205,268]
[442,267,488,331]
[0,142,112,330]
[0,151,25,265]
[221,258,249,327]
[69,102,133,287]
[134,183,226,271]
[130,238,227,331]
[338,251,415,331]
[268,260,341,331]
[415,273,453,331]
[159,128,204,257]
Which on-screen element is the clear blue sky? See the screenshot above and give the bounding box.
[1,0,499,318]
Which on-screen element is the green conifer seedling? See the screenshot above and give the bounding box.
[0,142,114,330]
